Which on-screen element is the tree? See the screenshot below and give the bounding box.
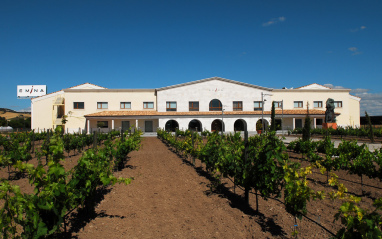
[0,116,7,126]
[302,103,311,141]
[270,101,276,131]
[8,116,31,129]
[365,111,374,143]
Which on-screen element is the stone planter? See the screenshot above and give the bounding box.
[322,123,337,130]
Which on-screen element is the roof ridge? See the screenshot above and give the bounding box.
[295,83,332,89]
[156,77,272,91]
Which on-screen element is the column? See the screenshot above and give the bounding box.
[313,118,316,129]
[87,120,90,134]
[292,118,295,130]
[136,119,138,131]
[112,119,115,130]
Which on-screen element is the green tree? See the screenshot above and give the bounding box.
[302,103,311,141]
[0,116,7,126]
[270,101,276,131]
[365,111,374,143]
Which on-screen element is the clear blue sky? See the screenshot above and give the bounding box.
[1,0,381,115]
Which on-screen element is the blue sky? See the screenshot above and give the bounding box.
[1,0,381,115]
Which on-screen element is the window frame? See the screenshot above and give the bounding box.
[189,101,199,111]
[273,101,282,108]
[120,102,131,109]
[143,102,154,109]
[97,102,108,109]
[294,101,303,108]
[313,101,323,108]
[233,101,243,111]
[166,101,177,112]
[334,101,343,108]
[73,102,84,109]
[254,101,263,111]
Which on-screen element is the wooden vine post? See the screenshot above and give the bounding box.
[244,130,249,205]
[93,131,97,150]
[191,132,196,165]
[31,129,35,153]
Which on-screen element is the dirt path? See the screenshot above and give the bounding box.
[74,137,279,239]
[70,137,382,239]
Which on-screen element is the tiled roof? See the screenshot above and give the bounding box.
[85,109,331,117]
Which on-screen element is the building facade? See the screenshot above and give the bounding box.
[31,77,361,134]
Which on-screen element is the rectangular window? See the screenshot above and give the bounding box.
[97,121,108,128]
[316,119,323,125]
[189,101,199,111]
[97,102,108,109]
[120,102,131,109]
[166,101,177,111]
[273,101,282,108]
[314,101,323,108]
[233,101,243,111]
[143,102,154,109]
[254,101,263,111]
[334,101,343,108]
[73,102,84,109]
[294,101,303,108]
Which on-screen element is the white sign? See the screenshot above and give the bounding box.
[17,85,47,98]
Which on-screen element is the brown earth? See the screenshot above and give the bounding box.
[72,137,382,239]
[1,137,382,238]
[0,110,31,120]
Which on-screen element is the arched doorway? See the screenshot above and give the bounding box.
[234,119,247,132]
[256,119,269,131]
[209,99,222,111]
[211,119,224,132]
[165,120,179,132]
[188,119,202,132]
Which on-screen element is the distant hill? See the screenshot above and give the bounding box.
[0,108,31,120]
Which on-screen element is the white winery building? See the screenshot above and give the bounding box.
[31,77,361,134]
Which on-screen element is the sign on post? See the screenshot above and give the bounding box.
[17,85,47,98]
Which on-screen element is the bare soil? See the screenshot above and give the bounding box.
[72,137,382,239]
[1,137,382,238]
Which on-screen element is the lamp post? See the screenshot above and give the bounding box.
[281,100,284,135]
[261,92,273,132]
[221,105,227,136]
[221,108,224,136]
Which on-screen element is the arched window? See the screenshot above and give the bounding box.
[209,99,222,111]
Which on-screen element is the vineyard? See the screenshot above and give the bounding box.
[157,129,382,238]
[0,129,141,238]
[1,128,382,238]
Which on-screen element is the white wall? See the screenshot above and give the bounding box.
[272,89,360,127]
[157,79,272,113]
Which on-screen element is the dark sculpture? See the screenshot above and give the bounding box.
[325,98,336,123]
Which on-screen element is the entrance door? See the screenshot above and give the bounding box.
[295,119,303,129]
[122,121,130,132]
[145,121,153,132]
